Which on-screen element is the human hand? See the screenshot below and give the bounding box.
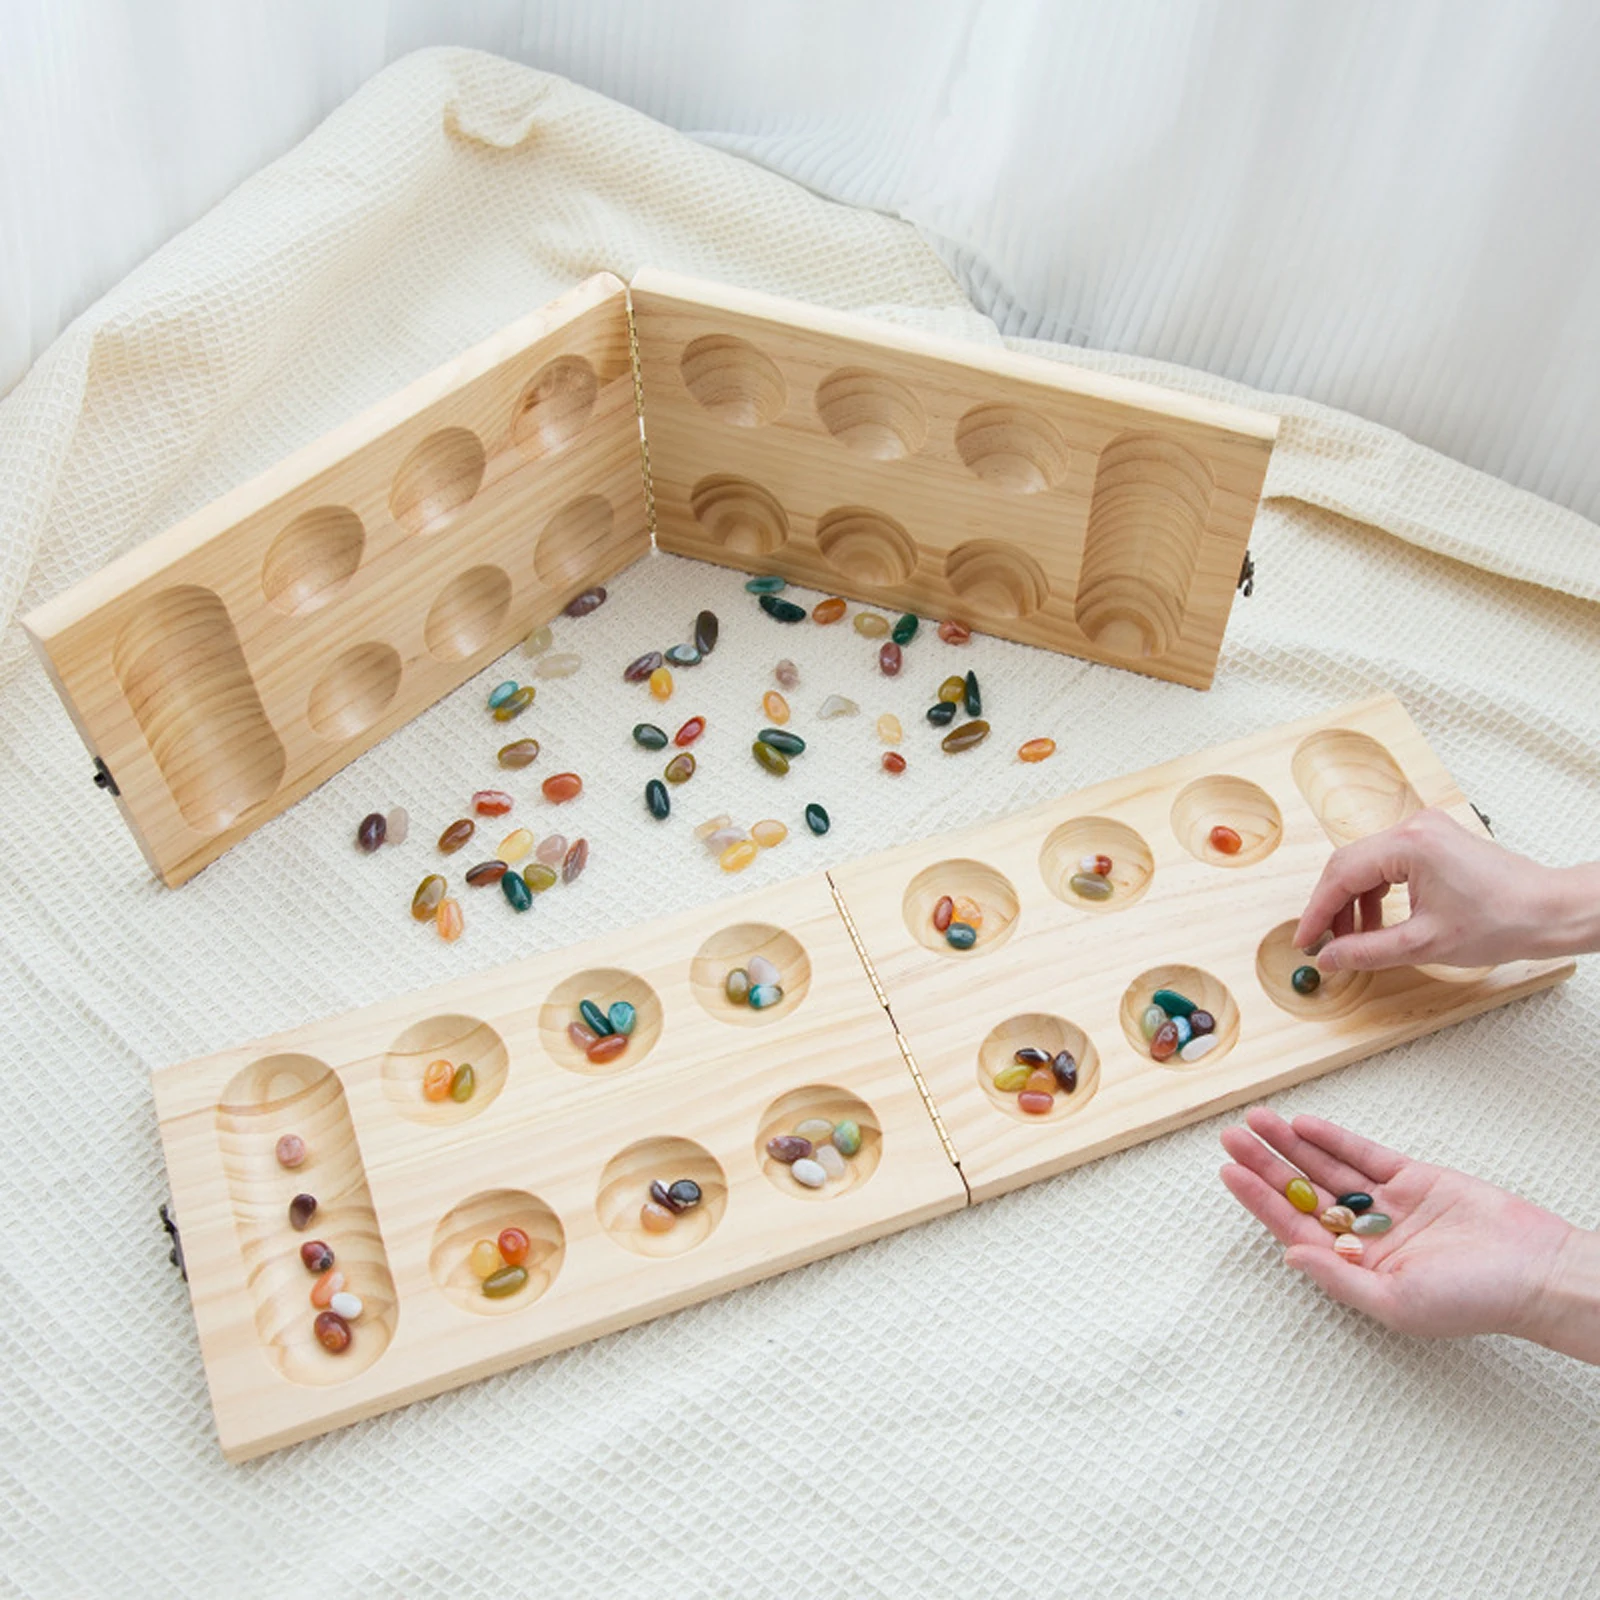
[1219,1107,1586,1348]
[1294,807,1575,971]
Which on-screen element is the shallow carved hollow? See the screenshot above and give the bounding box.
[261,506,365,616]
[1118,964,1240,1071]
[815,507,918,587]
[944,541,1049,621]
[679,335,787,427]
[596,1136,728,1257]
[1290,730,1424,848]
[1038,816,1155,911]
[112,584,286,832]
[429,1189,566,1316]
[534,495,616,598]
[756,1085,882,1200]
[389,427,487,537]
[815,368,927,459]
[954,403,1069,493]
[976,1013,1102,1123]
[1075,432,1211,658]
[901,858,1021,955]
[512,355,599,457]
[379,1014,511,1124]
[689,475,790,557]
[423,565,512,662]
[306,642,402,741]
[215,1053,397,1383]
[690,923,813,1027]
[1169,775,1283,868]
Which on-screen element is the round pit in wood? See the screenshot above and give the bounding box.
[815,367,926,459]
[390,426,486,537]
[423,564,512,662]
[539,968,663,1076]
[1290,729,1423,847]
[815,506,918,587]
[1169,775,1283,868]
[1255,921,1372,1019]
[954,402,1069,493]
[902,859,1021,957]
[1039,816,1154,912]
[512,354,599,457]
[690,923,812,1027]
[680,334,787,427]
[381,1014,510,1124]
[262,505,365,616]
[534,494,615,598]
[597,1136,727,1257]
[1119,964,1240,1070]
[757,1085,881,1201]
[976,1013,1101,1124]
[944,540,1050,620]
[689,474,790,557]
[429,1189,565,1316]
[306,641,402,740]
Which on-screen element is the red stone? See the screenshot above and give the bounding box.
[543,773,583,804]
[472,790,514,817]
[1017,1090,1053,1115]
[1209,824,1243,855]
[674,716,706,747]
[882,752,907,774]
[878,641,902,677]
[932,895,954,932]
[497,1227,530,1267]
[314,1311,352,1352]
[587,1033,628,1064]
[937,619,972,645]
[1150,1021,1181,1061]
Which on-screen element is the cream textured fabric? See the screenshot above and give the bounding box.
[2,51,1598,1599]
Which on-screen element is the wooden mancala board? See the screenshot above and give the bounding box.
[25,270,1278,888]
[154,695,1571,1460]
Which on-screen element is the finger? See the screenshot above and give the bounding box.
[1295,835,1410,949]
[1358,886,1386,934]
[1331,900,1356,942]
[1222,1120,1334,1226]
[1245,1106,1372,1197]
[1219,1163,1326,1249]
[1285,1244,1399,1322]
[1319,916,1432,972]
[1289,1114,1407,1185]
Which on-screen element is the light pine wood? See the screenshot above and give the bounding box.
[827,695,1574,1203]
[152,871,966,1462]
[630,268,1278,689]
[22,273,650,886]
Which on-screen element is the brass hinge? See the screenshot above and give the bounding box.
[623,290,658,548]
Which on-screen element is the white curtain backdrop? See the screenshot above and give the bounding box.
[5,0,1599,520]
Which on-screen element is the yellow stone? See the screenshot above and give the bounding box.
[877,713,902,746]
[853,613,890,637]
[694,813,731,840]
[938,675,966,704]
[751,819,788,848]
[720,839,759,873]
[499,828,534,863]
[469,1240,503,1279]
[1285,1178,1318,1213]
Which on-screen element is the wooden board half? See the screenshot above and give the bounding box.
[23,272,650,886]
[631,268,1279,689]
[827,695,1575,1203]
[152,871,966,1462]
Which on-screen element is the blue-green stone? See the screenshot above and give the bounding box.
[758,728,805,756]
[759,594,806,623]
[501,872,532,911]
[1337,1192,1374,1213]
[1171,1015,1192,1047]
[963,670,981,717]
[645,778,670,819]
[804,803,830,835]
[831,1120,862,1157]
[748,983,783,1008]
[633,723,669,750]
[946,922,977,949]
[579,999,614,1036]
[487,680,520,709]
[1351,1212,1392,1236]
[665,643,701,666]
[1291,965,1322,995]
[926,701,957,726]
[745,575,787,594]
[891,613,919,645]
[608,1001,636,1036]
[1151,988,1197,1018]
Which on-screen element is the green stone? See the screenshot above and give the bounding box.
[665,644,701,666]
[963,670,981,717]
[753,740,791,775]
[483,1265,528,1298]
[926,701,957,727]
[1351,1212,1392,1236]
[449,1064,475,1102]
[1139,1003,1169,1040]
[1291,965,1322,995]
[645,778,670,819]
[758,728,805,756]
[1336,1192,1374,1213]
[805,803,830,835]
[522,863,557,893]
[502,873,532,911]
[608,1001,636,1036]
[992,1063,1031,1093]
[891,612,919,645]
[725,969,751,1003]
[633,723,669,750]
[1068,872,1113,901]
[946,922,978,950]
[579,999,613,1036]
[749,983,783,1008]
[745,575,787,594]
[831,1120,862,1157]
[759,594,807,622]
[1151,988,1197,1017]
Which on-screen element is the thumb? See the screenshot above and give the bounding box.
[1285,1244,1396,1323]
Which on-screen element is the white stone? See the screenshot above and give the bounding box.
[1178,1034,1220,1064]
[704,827,748,854]
[817,694,859,719]
[790,1158,827,1189]
[533,652,582,679]
[329,1291,364,1321]
[747,955,780,987]
[815,1144,847,1180]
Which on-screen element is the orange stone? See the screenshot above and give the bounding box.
[640,1201,677,1234]
[497,1227,530,1267]
[310,1268,344,1308]
[1023,1069,1056,1096]
[587,1033,629,1065]
[1018,738,1056,763]
[763,690,790,725]
[812,596,847,624]
[542,772,583,803]
[436,898,464,942]
[1209,824,1243,855]
[422,1060,454,1101]
[951,896,984,931]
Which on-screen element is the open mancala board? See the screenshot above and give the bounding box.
[153,695,1572,1460]
[25,271,1278,887]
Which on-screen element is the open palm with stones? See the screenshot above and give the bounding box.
[1220,1107,1578,1342]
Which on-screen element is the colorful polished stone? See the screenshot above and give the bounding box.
[1051,1051,1078,1092]
[795,1118,835,1144]
[875,715,902,748]
[328,1290,363,1322]
[938,676,965,704]
[470,1240,502,1278]
[878,641,902,676]
[478,679,512,712]
[536,833,568,864]
[760,594,807,623]
[759,728,805,756]
[695,813,732,840]
[665,643,701,667]
[1333,1234,1365,1262]
[276,1133,307,1169]
[449,1063,476,1101]
[1023,1069,1056,1097]
[648,666,674,700]
[746,575,787,594]
[667,1179,702,1210]
[1081,853,1114,877]
[645,778,670,819]
[1018,738,1056,763]
[300,1240,334,1274]
[818,695,858,719]
[1285,1178,1319,1213]
[502,872,532,911]
[436,898,464,941]
[357,812,386,852]
[926,701,957,727]
[1069,872,1113,901]
[650,1179,683,1213]
[813,596,847,624]
[725,968,751,1004]
[534,652,582,679]
[945,922,978,950]
[579,999,613,1036]
[1171,1015,1194,1049]
[498,738,541,768]
[564,586,607,617]
[1189,1010,1215,1037]
[937,619,971,644]
[1337,1192,1375,1214]
[704,827,747,854]
[805,802,831,835]
[423,1059,454,1101]
[1017,1090,1054,1115]
[753,741,791,776]
[524,623,553,657]
[314,1311,352,1352]
[791,1158,828,1189]
[931,896,955,933]
[1291,966,1322,995]
[774,659,800,689]
[891,613,919,645]
[749,983,783,1008]
[1139,1004,1168,1040]
[473,790,514,817]
[499,828,534,863]
[1178,1034,1219,1064]
[640,1201,677,1233]
[941,719,990,753]
[993,1062,1031,1093]
[1151,989,1197,1018]
[950,896,983,929]
[808,1143,842,1180]
[751,819,788,847]
[465,859,509,887]
[674,716,706,747]
[831,1120,862,1157]
[310,1268,344,1308]
[962,671,981,716]
[587,1034,628,1064]
[624,650,664,683]
[522,863,558,893]
[720,839,759,872]
[853,612,889,638]
[492,686,535,721]
[664,752,696,784]
[542,772,583,803]
[608,1001,636,1036]
[484,1265,529,1297]
[760,690,791,727]
[288,1193,317,1230]
[1321,1205,1356,1234]
[766,1135,812,1164]
[1012,1046,1050,1068]
[633,723,669,751]
[568,1022,597,1051]
[1351,1212,1392,1236]
[882,752,906,774]
[695,610,720,654]
[747,955,780,987]
[1149,1022,1180,1061]
[1208,824,1243,855]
